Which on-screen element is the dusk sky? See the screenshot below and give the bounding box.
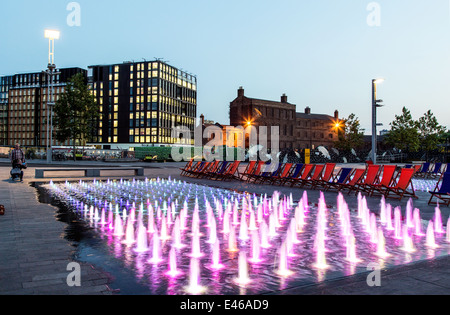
[1,0,450,134]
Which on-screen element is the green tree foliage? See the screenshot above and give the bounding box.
[53,73,99,160]
[334,113,364,152]
[385,107,420,152]
[416,110,446,152]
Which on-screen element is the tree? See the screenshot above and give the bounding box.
[385,107,420,152]
[416,110,446,155]
[334,113,364,152]
[53,73,99,161]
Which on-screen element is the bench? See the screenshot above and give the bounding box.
[35,167,145,179]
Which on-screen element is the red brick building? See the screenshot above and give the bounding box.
[229,87,341,150]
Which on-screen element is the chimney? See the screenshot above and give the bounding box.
[200,114,205,125]
[238,86,245,97]
[281,94,288,103]
[334,110,339,119]
[305,107,311,115]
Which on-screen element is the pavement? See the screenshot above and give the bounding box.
[0,159,449,295]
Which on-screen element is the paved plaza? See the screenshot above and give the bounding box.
[0,159,449,295]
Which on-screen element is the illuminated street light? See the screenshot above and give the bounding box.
[372,78,385,164]
[44,29,60,164]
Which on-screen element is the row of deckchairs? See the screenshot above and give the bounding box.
[180,159,450,205]
[408,162,449,179]
[180,160,241,181]
[245,162,418,201]
[428,171,450,206]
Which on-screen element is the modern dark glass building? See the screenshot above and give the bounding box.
[88,60,197,149]
[0,75,13,146]
[0,68,86,149]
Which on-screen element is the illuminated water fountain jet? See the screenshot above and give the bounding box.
[426,221,439,248]
[186,258,206,294]
[234,252,251,285]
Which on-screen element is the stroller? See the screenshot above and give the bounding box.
[10,160,25,182]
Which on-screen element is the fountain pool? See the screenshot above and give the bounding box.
[39,178,450,295]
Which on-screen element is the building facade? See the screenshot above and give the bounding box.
[0,60,197,151]
[229,87,341,150]
[0,76,13,146]
[88,60,197,149]
[230,87,297,149]
[1,68,86,148]
[295,107,341,149]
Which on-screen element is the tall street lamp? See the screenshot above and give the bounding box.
[371,78,384,164]
[44,29,60,164]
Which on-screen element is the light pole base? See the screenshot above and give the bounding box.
[46,148,53,164]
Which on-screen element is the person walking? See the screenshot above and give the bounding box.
[10,144,26,182]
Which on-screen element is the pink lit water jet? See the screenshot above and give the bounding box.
[248,231,262,263]
[113,214,124,237]
[294,203,306,233]
[313,244,329,270]
[369,213,378,243]
[222,211,230,234]
[190,231,204,258]
[413,208,424,236]
[186,258,206,294]
[134,223,149,253]
[401,225,416,253]
[446,218,450,243]
[345,235,361,263]
[227,226,239,253]
[100,208,107,225]
[406,199,414,228]
[166,247,182,277]
[248,210,258,231]
[259,221,271,249]
[268,213,278,237]
[379,196,387,224]
[234,252,251,285]
[107,211,114,230]
[147,208,156,234]
[171,218,185,249]
[148,232,163,264]
[159,216,171,241]
[206,217,218,244]
[434,206,444,234]
[275,242,294,277]
[239,211,249,241]
[386,204,394,231]
[210,240,225,270]
[289,218,301,244]
[426,221,439,248]
[375,228,390,258]
[394,207,403,240]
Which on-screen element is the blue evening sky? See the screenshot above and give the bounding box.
[1,0,450,133]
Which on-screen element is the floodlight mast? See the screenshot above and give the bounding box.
[44,30,60,164]
[371,78,384,164]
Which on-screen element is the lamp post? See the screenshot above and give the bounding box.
[371,78,384,164]
[44,30,60,164]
